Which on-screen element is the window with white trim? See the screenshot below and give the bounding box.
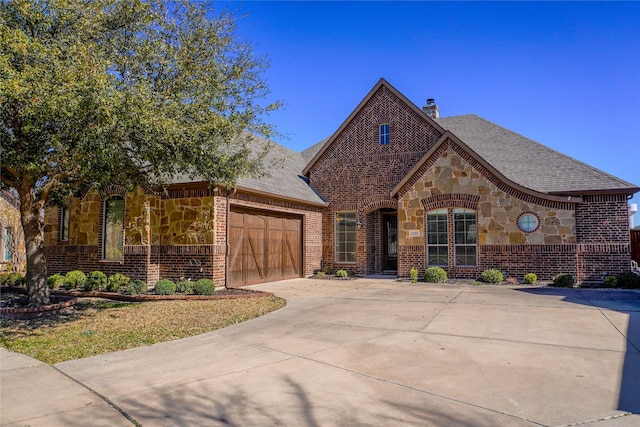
[335,211,356,263]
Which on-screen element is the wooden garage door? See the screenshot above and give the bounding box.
[228,209,302,287]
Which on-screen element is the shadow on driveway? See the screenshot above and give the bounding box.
[515,287,640,414]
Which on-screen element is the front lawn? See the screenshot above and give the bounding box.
[0,296,286,364]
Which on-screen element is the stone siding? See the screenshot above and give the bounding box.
[0,192,25,272]
[44,185,322,287]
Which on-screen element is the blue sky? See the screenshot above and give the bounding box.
[226,1,640,224]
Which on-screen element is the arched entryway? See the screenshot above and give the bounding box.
[363,207,397,275]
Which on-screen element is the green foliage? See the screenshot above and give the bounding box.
[107,273,130,292]
[524,273,538,285]
[194,279,216,295]
[0,273,8,286]
[47,274,65,290]
[616,272,640,289]
[0,0,280,306]
[424,267,447,283]
[6,272,25,287]
[85,271,108,291]
[410,267,419,283]
[315,271,326,278]
[121,279,148,295]
[322,265,334,275]
[154,279,177,295]
[603,276,618,288]
[481,269,504,284]
[176,279,194,294]
[552,274,575,288]
[64,271,87,290]
[335,269,348,278]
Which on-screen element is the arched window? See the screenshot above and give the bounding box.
[102,196,124,260]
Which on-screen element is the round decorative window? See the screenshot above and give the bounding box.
[517,212,539,233]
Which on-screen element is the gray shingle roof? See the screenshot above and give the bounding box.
[301,137,329,164]
[235,137,326,204]
[169,135,326,205]
[435,114,638,194]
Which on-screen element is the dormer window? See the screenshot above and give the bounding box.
[379,124,390,145]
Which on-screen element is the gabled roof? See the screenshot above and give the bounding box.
[391,131,586,204]
[169,135,326,206]
[301,78,446,176]
[435,115,639,195]
[234,138,326,205]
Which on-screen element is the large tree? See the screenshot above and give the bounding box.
[0,0,280,306]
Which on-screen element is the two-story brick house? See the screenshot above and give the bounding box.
[43,79,639,286]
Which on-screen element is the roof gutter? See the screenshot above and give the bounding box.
[548,188,640,197]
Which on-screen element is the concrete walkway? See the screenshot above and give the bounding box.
[2,278,639,426]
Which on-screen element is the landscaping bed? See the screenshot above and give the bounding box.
[1,290,286,364]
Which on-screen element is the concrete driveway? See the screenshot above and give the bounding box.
[2,278,639,426]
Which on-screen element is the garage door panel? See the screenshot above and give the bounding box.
[228,209,302,287]
[267,228,283,281]
[246,228,265,284]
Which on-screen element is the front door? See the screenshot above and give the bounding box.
[382,213,398,271]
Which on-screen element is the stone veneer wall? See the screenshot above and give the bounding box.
[396,141,580,280]
[0,192,25,271]
[44,185,323,287]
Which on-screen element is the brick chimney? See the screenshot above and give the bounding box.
[423,98,439,119]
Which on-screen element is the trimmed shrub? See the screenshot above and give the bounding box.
[122,279,147,295]
[410,267,419,283]
[85,271,108,291]
[424,266,447,283]
[481,268,503,283]
[176,279,194,294]
[154,279,177,295]
[315,271,326,278]
[0,273,9,286]
[552,274,575,288]
[6,272,25,287]
[47,273,65,289]
[524,273,538,285]
[194,279,215,295]
[603,276,618,288]
[107,273,130,292]
[616,272,640,289]
[336,269,348,278]
[64,270,86,290]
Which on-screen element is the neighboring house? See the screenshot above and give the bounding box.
[43,79,639,286]
[0,189,25,272]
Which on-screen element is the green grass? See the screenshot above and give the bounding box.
[0,296,286,364]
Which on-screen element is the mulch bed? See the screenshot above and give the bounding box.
[1,286,272,320]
